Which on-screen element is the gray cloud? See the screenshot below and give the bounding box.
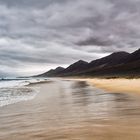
[0,0,139,76]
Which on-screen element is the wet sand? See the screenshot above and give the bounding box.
[0,79,140,140]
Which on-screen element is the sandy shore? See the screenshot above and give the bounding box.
[66,78,140,94]
[1,79,140,140]
[87,78,140,94]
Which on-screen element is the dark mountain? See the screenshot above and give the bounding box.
[36,48,140,78]
[123,48,140,63]
[88,51,130,68]
[78,49,140,78]
[58,60,89,76]
[58,52,130,76]
[36,67,65,77]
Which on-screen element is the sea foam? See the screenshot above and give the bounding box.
[0,78,46,107]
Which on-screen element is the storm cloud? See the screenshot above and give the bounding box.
[0,0,139,76]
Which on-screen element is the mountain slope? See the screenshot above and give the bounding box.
[36,48,140,78]
[88,51,130,68]
[36,67,65,77]
[59,60,89,76]
[78,49,140,77]
[123,49,140,63]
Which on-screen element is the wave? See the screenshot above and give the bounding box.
[0,78,48,88]
[0,87,38,107]
[0,78,47,107]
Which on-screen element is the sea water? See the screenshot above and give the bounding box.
[0,77,46,107]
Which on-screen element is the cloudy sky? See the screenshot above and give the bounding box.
[0,0,140,76]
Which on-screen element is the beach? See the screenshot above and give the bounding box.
[86,78,140,95]
[67,78,140,95]
[0,78,140,140]
[0,0,140,139]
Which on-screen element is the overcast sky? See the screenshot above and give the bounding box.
[0,0,140,76]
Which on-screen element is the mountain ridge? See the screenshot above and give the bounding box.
[35,48,140,78]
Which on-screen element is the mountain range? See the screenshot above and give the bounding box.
[36,48,140,78]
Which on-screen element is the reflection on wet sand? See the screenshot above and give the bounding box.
[0,79,140,140]
[69,81,140,118]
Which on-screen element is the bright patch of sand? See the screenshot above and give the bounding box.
[87,78,140,94]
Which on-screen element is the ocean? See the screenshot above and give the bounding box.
[0,77,47,107]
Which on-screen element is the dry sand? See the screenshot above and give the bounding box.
[87,78,140,94]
